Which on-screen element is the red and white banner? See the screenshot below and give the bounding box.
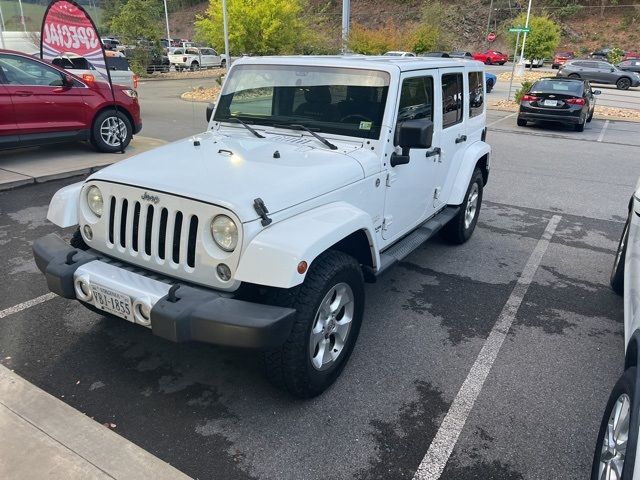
[40,0,107,77]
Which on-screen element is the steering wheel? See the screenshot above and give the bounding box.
[340,114,373,123]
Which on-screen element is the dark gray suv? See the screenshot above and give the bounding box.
[557,60,640,90]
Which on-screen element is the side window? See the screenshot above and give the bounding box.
[468,71,484,118]
[0,54,64,86]
[397,76,433,122]
[442,73,463,128]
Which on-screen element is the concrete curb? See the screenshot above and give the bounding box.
[0,365,191,480]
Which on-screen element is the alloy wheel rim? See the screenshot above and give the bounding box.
[100,117,127,147]
[309,282,354,371]
[598,393,630,480]
[464,182,479,229]
[620,79,631,89]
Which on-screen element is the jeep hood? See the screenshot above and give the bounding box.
[89,131,366,223]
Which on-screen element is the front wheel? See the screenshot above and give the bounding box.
[263,250,365,398]
[91,110,132,153]
[569,73,580,79]
[611,211,631,295]
[591,367,636,480]
[441,168,484,244]
[517,117,527,127]
[617,77,632,90]
[485,59,492,65]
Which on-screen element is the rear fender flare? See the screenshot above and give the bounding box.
[448,141,491,205]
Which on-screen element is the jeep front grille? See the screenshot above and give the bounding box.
[107,196,199,268]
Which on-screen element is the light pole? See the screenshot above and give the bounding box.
[515,0,533,75]
[18,0,26,32]
[222,0,230,68]
[0,4,5,49]
[341,0,350,53]
[162,0,171,42]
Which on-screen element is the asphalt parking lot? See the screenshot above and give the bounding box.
[0,101,636,478]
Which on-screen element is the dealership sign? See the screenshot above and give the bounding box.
[40,0,107,77]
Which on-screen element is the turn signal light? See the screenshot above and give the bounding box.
[82,73,95,83]
[565,98,585,106]
[521,95,540,103]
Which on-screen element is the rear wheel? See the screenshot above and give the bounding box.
[91,110,132,153]
[575,116,586,132]
[617,77,632,90]
[611,211,630,296]
[441,169,483,244]
[486,80,494,93]
[220,58,227,69]
[485,58,492,65]
[190,61,200,71]
[263,250,365,398]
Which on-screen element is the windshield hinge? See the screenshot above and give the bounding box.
[253,198,272,227]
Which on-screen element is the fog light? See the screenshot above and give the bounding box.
[216,263,232,281]
[83,224,93,240]
[74,277,92,301]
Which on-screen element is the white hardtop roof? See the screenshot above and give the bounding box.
[234,55,485,72]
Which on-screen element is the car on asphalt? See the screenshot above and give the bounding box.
[624,51,640,60]
[557,60,640,90]
[450,51,473,59]
[591,182,640,479]
[525,58,544,68]
[383,51,416,57]
[0,49,141,152]
[517,77,600,132]
[33,55,491,398]
[168,46,226,71]
[51,53,138,91]
[472,50,507,65]
[618,59,640,74]
[485,72,496,93]
[590,48,612,60]
[552,51,574,69]
[419,52,450,58]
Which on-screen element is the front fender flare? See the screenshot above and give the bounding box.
[448,141,491,206]
[235,202,378,289]
[47,182,83,228]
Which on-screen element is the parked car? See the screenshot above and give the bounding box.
[590,48,612,60]
[618,59,640,73]
[472,50,507,65]
[624,51,640,60]
[33,55,491,398]
[486,72,496,93]
[590,183,640,479]
[51,53,138,90]
[383,51,416,57]
[101,37,120,51]
[450,51,473,59]
[0,49,141,152]
[122,46,170,74]
[517,77,600,132]
[168,47,226,71]
[558,60,640,90]
[419,51,450,58]
[524,58,544,68]
[552,51,574,69]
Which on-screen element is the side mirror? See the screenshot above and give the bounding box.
[611,67,616,72]
[391,119,434,167]
[206,102,216,122]
[63,74,74,87]
[593,89,602,95]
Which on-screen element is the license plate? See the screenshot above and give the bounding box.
[91,283,134,322]
[544,99,558,107]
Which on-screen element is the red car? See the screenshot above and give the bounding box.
[472,50,508,65]
[0,49,141,153]
[552,51,574,69]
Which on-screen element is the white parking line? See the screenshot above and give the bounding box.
[487,111,517,128]
[412,214,562,480]
[597,120,610,143]
[0,293,57,320]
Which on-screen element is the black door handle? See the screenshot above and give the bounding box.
[455,135,467,144]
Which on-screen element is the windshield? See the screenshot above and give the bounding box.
[214,64,390,139]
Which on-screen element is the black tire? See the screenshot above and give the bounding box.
[441,168,484,244]
[499,62,506,65]
[190,61,200,71]
[485,59,492,65]
[91,109,132,153]
[591,367,637,480]
[517,117,527,127]
[569,73,580,79]
[552,65,558,69]
[587,109,594,122]
[575,116,585,132]
[611,211,630,295]
[220,58,227,69]
[70,228,89,250]
[263,250,364,398]
[486,80,494,93]
[617,77,632,90]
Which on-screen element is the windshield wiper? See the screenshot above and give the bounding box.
[225,117,265,138]
[275,123,337,150]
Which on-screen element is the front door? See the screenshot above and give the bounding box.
[382,73,442,242]
[0,53,88,136]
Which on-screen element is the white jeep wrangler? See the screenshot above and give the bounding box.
[34,56,490,398]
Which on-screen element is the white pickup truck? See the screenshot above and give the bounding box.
[34,55,491,398]
[168,47,226,71]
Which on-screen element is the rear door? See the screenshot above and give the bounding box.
[0,71,20,147]
[0,53,88,136]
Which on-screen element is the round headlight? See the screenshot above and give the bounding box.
[210,215,238,252]
[86,186,103,217]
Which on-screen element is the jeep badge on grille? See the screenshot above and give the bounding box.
[141,192,160,204]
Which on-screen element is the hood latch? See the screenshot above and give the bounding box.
[253,198,272,227]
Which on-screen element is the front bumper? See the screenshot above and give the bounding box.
[33,234,296,348]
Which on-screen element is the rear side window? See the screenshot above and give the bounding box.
[468,72,484,118]
[530,79,583,95]
[397,76,434,122]
[173,49,184,55]
[442,73,463,128]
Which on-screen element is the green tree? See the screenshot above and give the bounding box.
[101,0,124,34]
[110,0,163,43]
[195,0,305,55]
[508,14,561,69]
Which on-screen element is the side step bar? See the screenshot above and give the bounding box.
[376,206,460,277]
